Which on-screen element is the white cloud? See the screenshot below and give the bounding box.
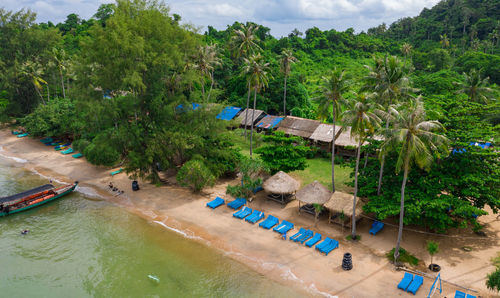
[0,0,441,36]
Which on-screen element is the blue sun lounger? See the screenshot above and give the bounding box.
[233,206,252,219]
[305,233,322,247]
[55,142,71,150]
[72,153,83,158]
[17,133,29,138]
[315,237,339,255]
[273,220,294,234]
[290,228,306,241]
[295,229,313,243]
[259,215,279,229]
[397,273,413,291]
[369,220,384,235]
[406,275,423,295]
[207,197,225,209]
[110,168,123,176]
[454,291,476,298]
[40,137,53,144]
[245,210,264,223]
[61,148,74,154]
[227,198,246,209]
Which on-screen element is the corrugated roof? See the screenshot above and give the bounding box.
[277,116,321,138]
[236,109,266,126]
[256,115,284,130]
[216,106,242,121]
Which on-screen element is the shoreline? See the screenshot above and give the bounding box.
[1,129,498,297]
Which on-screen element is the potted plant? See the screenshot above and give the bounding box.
[427,240,440,272]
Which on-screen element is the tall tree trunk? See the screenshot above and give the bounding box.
[394,154,410,264]
[363,147,369,169]
[283,75,287,116]
[249,87,257,157]
[200,78,205,101]
[60,69,66,99]
[207,73,214,102]
[244,81,251,140]
[47,85,50,102]
[351,138,362,240]
[377,117,391,195]
[331,107,336,193]
[33,82,46,105]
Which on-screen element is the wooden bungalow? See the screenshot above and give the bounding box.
[262,171,300,205]
[236,108,266,129]
[277,116,321,139]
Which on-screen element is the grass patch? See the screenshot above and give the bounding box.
[492,252,500,268]
[345,234,361,241]
[386,248,419,266]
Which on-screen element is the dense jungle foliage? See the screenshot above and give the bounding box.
[0,0,498,233]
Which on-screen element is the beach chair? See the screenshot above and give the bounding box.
[233,206,252,219]
[290,228,306,241]
[320,239,339,255]
[245,210,264,223]
[406,275,423,295]
[61,148,74,155]
[110,168,123,176]
[305,233,322,247]
[454,291,466,298]
[17,133,29,138]
[296,230,314,244]
[206,197,224,209]
[227,198,246,209]
[397,273,414,291]
[55,142,71,150]
[273,220,294,234]
[40,137,53,144]
[369,220,384,235]
[259,215,279,229]
[72,153,83,158]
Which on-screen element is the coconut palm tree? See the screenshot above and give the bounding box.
[400,43,412,66]
[51,47,68,99]
[194,44,221,102]
[439,34,450,48]
[231,23,262,140]
[342,93,382,240]
[455,69,493,103]
[316,68,349,192]
[279,48,297,116]
[242,54,270,157]
[20,60,47,105]
[363,55,416,196]
[380,98,448,263]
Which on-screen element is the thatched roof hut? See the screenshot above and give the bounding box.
[277,116,320,138]
[324,191,364,226]
[263,171,300,194]
[309,124,340,143]
[236,108,266,127]
[295,181,331,205]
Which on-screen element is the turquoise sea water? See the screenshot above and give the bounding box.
[0,157,306,297]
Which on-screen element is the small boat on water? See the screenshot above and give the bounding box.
[0,182,78,217]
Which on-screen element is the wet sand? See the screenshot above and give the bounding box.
[1,129,498,297]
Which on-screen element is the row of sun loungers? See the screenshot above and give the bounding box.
[397,272,423,295]
[206,197,339,255]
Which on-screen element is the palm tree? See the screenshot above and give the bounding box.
[455,69,493,103]
[231,23,262,140]
[363,55,416,196]
[52,47,68,99]
[316,68,349,192]
[400,43,412,66]
[380,99,448,263]
[242,54,270,157]
[20,60,47,105]
[342,93,382,240]
[439,34,450,48]
[279,48,297,116]
[194,44,221,101]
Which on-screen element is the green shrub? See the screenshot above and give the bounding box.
[176,159,216,192]
[487,268,500,292]
[73,139,90,153]
[21,97,75,137]
[82,132,120,166]
[386,248,419,266]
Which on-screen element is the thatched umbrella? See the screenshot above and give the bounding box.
[263,171,300,204]
[324,192,364,229]
[295,181,331,224]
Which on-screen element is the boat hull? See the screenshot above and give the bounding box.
[0,184,77,217]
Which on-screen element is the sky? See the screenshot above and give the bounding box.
[1,0,441,37]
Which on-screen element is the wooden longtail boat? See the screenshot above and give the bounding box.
[0,182,78,217]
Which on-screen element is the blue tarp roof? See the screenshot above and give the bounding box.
[256,115,284,129]
[216,106,242,121]
[452,142,493,154]
[176,103,201,112]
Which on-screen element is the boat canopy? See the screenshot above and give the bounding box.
[0,184,54,205]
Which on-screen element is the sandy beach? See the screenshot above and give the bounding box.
[1,129,499,297]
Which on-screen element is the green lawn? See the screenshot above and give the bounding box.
[228,129,354,193]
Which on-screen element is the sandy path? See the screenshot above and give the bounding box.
[1,129,498,297]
